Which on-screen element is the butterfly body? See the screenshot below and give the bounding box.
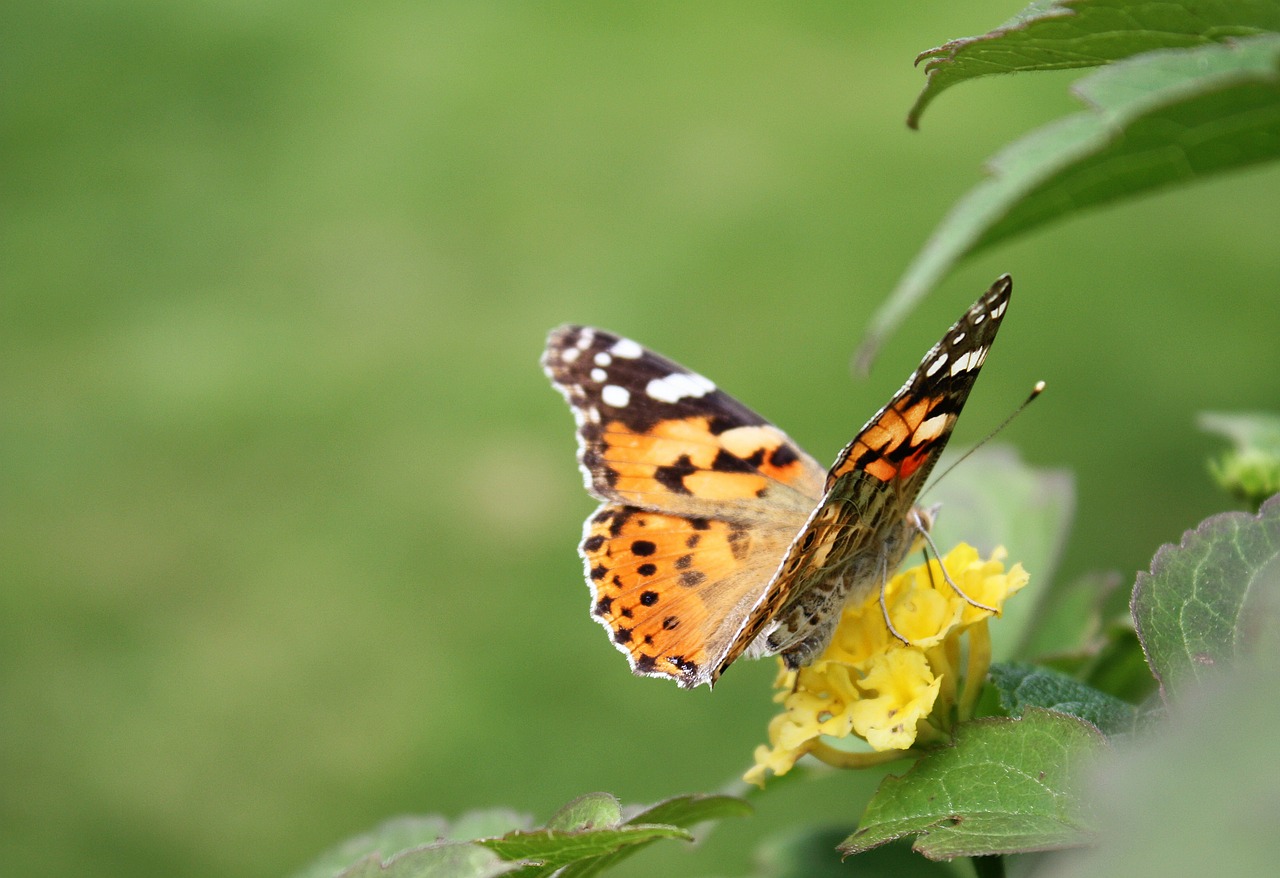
[543,276,1012,688]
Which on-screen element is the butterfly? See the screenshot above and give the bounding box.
[542,275,1012,688]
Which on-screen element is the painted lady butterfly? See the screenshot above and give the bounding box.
[543,276,1012,688]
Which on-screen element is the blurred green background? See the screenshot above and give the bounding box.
[4,2,1279,876]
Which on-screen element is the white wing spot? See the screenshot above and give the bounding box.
[972,313,986,325]
[950,350,975,376]
[952,331,966,344]
[925,353,948,377]
[594,352,612,367]
[576,329,595,350]
[586,407,601,424]
[645,371,716,403]
[590,367,607,382]
[601,385,630,408]
[991,301,1007,319]
[561,347,580,363]
[949,345,988,376]
[912,413,950,444]
[610,338,643,359]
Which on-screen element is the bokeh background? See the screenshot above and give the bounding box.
[5,2,1279,876]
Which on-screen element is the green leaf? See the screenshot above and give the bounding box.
[989,662,1137,736]
[292,793,750,878]
[1131,493,1280,700]
[910,0,1280,128]
[479,826,690,870]
[841,710,1104,859]
[929,445,1076,659]
[478,828,690,875]
[1199,411,1280,508]
[292,812,532,878]
[1034,636,1280,877]
[858,35,1280,367]
[552,794,752,878]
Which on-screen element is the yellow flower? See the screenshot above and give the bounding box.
[744,544,1028,787]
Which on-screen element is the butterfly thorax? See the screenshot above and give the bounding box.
[748,504,934,669]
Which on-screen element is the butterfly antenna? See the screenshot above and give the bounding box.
[923,380,1045,498]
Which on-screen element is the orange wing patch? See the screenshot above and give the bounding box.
[582,504,788,687]
[597,417,822,504]
[826,394,953,488]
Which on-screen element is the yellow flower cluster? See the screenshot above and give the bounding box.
[745,544,1028,786]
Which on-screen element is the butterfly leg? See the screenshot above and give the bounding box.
[877,553,913,645]
[912,514,998,614]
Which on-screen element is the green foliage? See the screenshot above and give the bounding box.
[1026,640,1280,876]
[842,711,1105,859]
[294,794,750,878]
[1132,493,1280,698]
[858,3,1280,366]
[909,0,1280,127]
[988,662,1137,735]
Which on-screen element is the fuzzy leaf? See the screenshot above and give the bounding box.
[910,0,1280,127]
[1131,493,1280,700]
[859,34,1280,368]
[1035,642,1280,877]
[989,662,1137,736]
[842,710,1104,859]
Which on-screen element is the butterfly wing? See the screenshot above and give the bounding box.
[543,326,827,687]
[711,275,1014,682]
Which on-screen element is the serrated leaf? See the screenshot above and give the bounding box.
[910,0,1280,127]
[859,35,1280,367]
[1131,493,1280,700]
[989,662,1137,736]
[929,445,1076,659]
[336,842,527,878]
[1199,411,1280,508]
[841,710,1104,860]
[292,812,532,878]
[552,794,752,878]
[478,825,691,870]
